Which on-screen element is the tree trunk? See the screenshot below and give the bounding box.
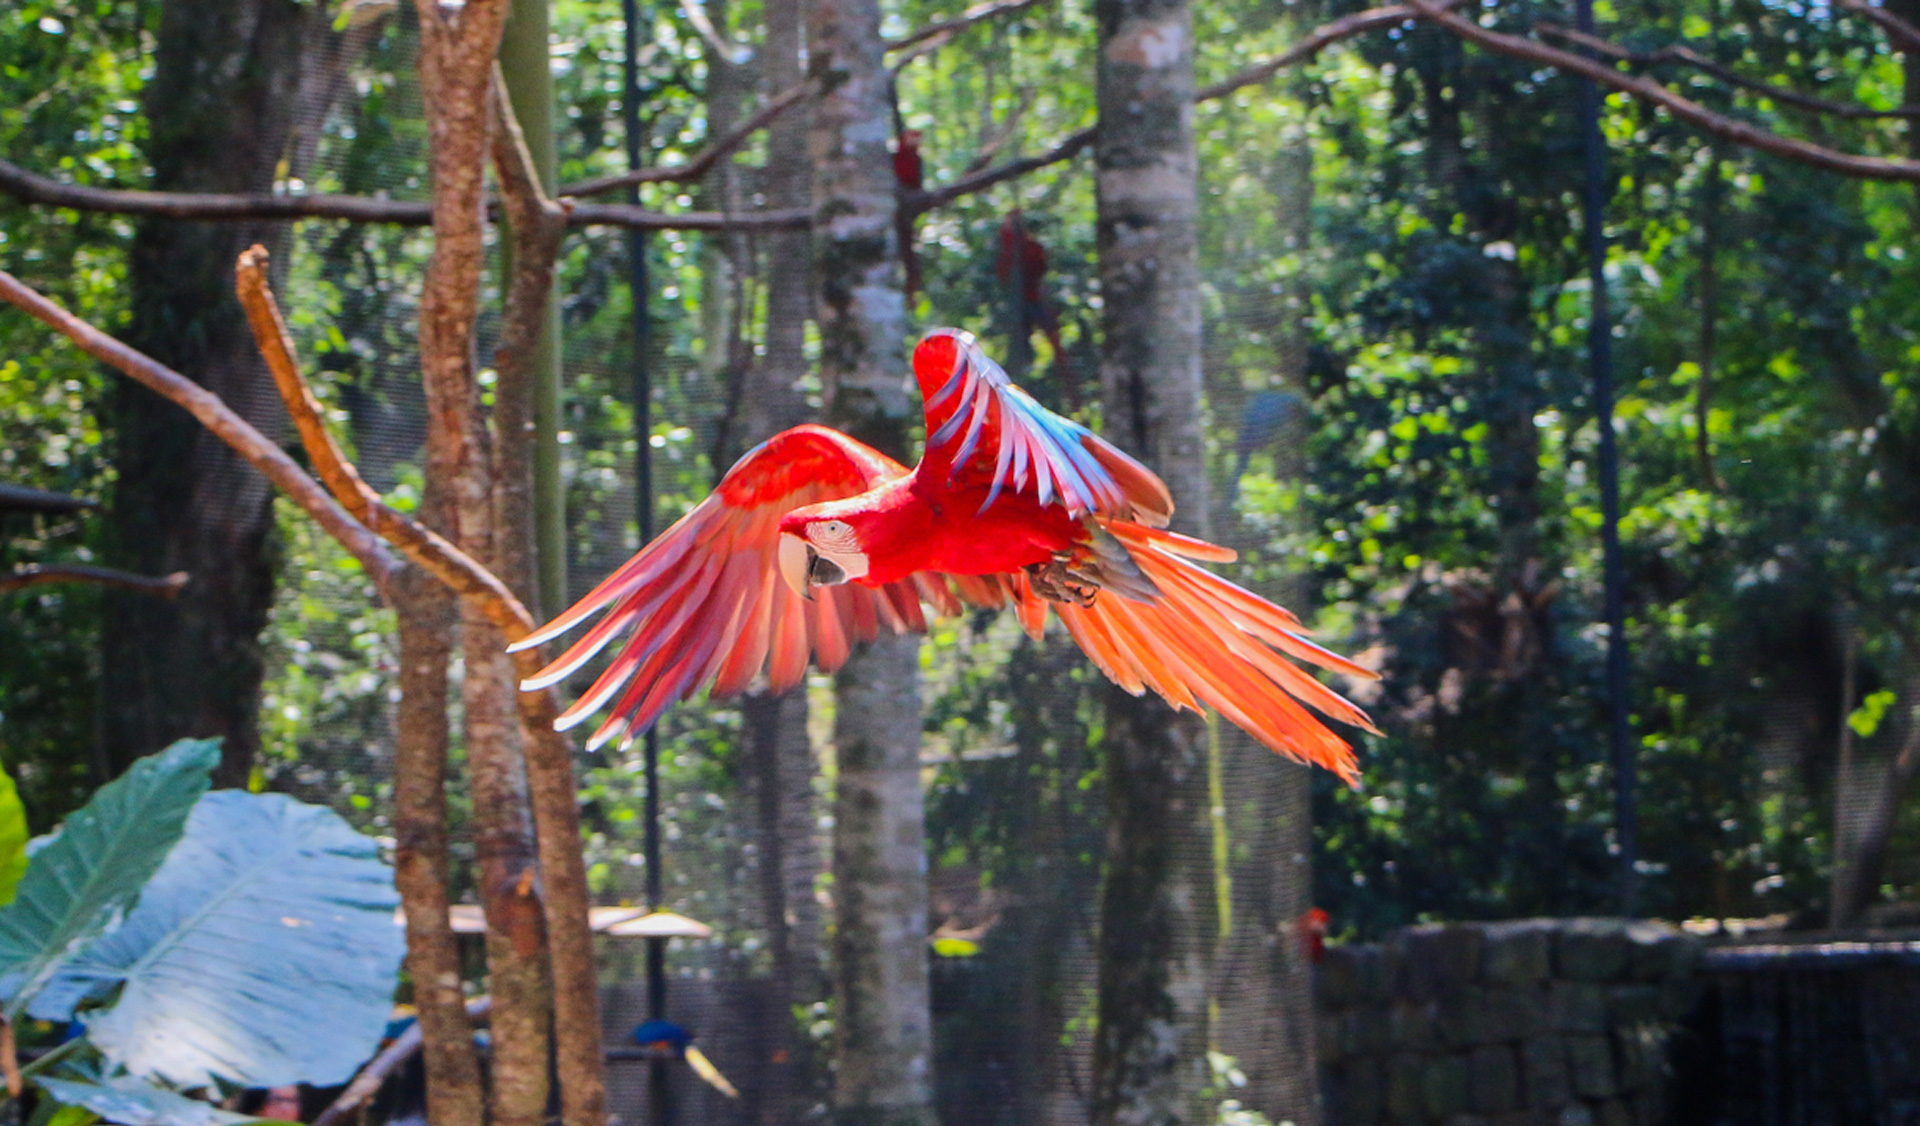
[107,0,315,786]
[808,2,936,1123]
[1091,2,1217,1124]
[409,4,558,1123]
[390,568,488,1126]
[500,0,569,620]
[1211,136,1321,1126]
[750,6,826,1123]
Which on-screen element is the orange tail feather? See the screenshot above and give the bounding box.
[1045,521,1375,784]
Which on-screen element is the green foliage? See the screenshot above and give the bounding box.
[33,1074,287,1126]
[0,741,400,1120]
[31,790,404,1088]
[0,763,29,906]
[5,0,1918,964]
[0,739,216,1018]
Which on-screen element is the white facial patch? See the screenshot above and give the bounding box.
[807,519,861,555]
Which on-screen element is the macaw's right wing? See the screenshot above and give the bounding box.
[510,424,962,751]
[912,329,1174,526]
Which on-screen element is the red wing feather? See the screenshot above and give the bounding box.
[514,425,962,750]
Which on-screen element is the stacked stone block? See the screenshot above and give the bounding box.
[1318,918,1701,1126]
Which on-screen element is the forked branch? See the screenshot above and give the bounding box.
[1406,0,1920,182]
[1534,22,1920,120]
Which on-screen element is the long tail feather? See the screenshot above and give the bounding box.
[1047,521,1375,783]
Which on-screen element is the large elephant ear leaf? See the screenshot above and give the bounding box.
[0,739,219,1015]
[33,1073,292,1126]
[0,763,29,906]
[42,791,404,1089]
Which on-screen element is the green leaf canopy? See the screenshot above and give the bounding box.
[0,739,217,1015]
[33,790,405,1088]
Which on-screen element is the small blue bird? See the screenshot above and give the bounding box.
[632,1019,739,1099]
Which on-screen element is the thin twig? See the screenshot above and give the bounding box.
[1839,0,1920,55]
[906,128,1096,214]
[0,484,96,515]
[884,0,1048,52]
[0,157,804,231]
[1536,22,1920,119]
[0,270,402,588]
[1407,0,1920,181]
[1195,0,1464,101]
[231,253,527,629]
[563,80,810,198]
[0,564,188,598]
[907,2,1461,214]
[313,997,493,1126]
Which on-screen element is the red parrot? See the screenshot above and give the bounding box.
[894,128,925,302]
[513,330,1378,781]
[997,211,1070,389]
[1296,907,1331,963]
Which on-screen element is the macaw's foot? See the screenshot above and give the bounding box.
[1025,557,1100,607]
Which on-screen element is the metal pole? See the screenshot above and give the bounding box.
[623,3,672,1122]
[1576,0,1637,914]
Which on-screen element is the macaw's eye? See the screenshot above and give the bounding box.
[810,519,858,552]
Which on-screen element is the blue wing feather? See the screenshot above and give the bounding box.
[920,330,1152,521]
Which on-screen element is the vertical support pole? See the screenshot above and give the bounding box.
[1575,0,1636,914]
[623,4,672,1123]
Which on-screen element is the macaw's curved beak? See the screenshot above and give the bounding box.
[778,533,816,601]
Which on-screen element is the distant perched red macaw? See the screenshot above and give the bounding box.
[997,210,1069,388]
[893,128,926,302]
[514,330,1378,781]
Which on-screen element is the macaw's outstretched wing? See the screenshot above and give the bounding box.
[1010,522,1380,784]
[510,424,962,751]
[912,329,1173,526]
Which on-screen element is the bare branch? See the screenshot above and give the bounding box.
[234,247,605,1126]
[0,156,805,231]
[0,158,435,223]
[910,2,1445,214]
[1407,0,1920,181]
[0,484,96,516]
[1195,0,1463,101]
[0,564,188,598]
[905,127,1095,214]
[0,269,401,587]
[314,997,494,1126]
[1840,0,1920,55]
[563,80,811,198]
[567,200,811,228]
[1535,22,1920,119]
[884,0,1048,53]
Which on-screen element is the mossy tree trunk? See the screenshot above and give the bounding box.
[809,1,937,1123]
[750,3,828,1123]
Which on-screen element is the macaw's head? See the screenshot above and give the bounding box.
[778,500,874,599]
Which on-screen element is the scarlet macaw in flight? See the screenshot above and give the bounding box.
[513,330,1377,781]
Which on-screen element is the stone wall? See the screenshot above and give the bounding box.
[1317,919,1702,1126]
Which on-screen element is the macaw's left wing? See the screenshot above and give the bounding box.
[511,425,962,751]
[913,329,1173,526]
